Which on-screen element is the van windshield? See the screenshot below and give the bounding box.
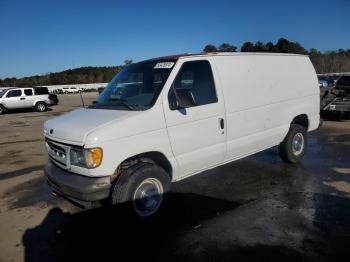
[0,91,5,97]
[91,60,176,110]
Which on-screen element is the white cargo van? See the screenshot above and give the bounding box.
[44,53,320,217]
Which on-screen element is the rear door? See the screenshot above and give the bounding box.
[23,88,35,107]
[4,89,25,109]
[163,58,226,178]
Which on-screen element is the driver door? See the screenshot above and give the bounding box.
[4,89,25,109]
[163,58,226,178]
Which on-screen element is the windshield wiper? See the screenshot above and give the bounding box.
[108,98,135,110]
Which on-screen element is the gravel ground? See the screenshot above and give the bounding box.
[0,93,350,262]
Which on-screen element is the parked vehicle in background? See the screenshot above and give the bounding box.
[54,89,63,94]
[44,53,320,217]
[319,79,329,88]
[321,75,350,119]
[97,87,105,94]
[0,87,53,114]
[62,87,79,94]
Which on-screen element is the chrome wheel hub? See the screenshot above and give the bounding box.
[133,178,163,217]
[292,132,304,156]
[38,104,45,111]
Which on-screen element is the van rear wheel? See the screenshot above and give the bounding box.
[111,162,170,218]
[278,124,307,163]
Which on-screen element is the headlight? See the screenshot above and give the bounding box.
[70,147,103,169]
[70,149,86,167]
[84,148,103,168]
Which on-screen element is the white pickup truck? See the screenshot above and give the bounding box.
[43,53,320,217]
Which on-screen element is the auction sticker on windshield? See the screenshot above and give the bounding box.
[154,62,175,69]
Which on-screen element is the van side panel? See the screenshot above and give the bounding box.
[213,55,319,161]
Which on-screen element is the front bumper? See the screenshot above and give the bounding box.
[44,161,111,206]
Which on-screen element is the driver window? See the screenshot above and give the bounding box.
[169,60,218,108]
[7,89,22,98]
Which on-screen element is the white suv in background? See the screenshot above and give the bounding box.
[0,87,53,114]
[62,87,79,94]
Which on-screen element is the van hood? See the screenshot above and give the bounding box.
[43,108,140,145]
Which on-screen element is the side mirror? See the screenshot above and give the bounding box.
[175,88,196,108]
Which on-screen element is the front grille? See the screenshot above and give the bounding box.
[46,139,70,169]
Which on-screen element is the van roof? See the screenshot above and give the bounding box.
[147,52,308,62]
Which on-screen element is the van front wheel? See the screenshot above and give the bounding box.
[111,162,170,217]
[278,124,307,163]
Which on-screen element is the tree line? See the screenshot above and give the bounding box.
[0,66,124,88]
[204,38,350,74]
[1,38,349,87]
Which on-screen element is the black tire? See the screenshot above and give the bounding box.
[35,102,47,112]
[111,162,170,218]
[0,105,4,115]
[278,124,307,164]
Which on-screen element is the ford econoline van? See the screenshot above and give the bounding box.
[44,53,320,217]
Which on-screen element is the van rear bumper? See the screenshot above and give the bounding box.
[44,161,111,206]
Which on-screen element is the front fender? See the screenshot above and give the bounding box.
[86,128,179,180]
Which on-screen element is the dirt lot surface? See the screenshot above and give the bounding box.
[1,93,350,262]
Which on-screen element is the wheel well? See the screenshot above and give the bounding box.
[114,152,172,180]
[291,114,309,130]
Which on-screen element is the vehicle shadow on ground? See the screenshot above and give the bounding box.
[21,192,310,262]
[1,108,53,115]
[21,193,236,262]
[21,190,350,262]
[0,165,44,180]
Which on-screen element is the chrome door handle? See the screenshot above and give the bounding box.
[219,118,224,129]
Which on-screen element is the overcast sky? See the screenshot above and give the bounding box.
[0,0,349,78]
